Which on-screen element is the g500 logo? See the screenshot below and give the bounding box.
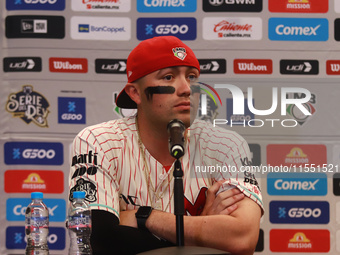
[200,84,314,127]
[6,85,50,127]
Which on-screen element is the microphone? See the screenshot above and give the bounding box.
[167,119,185,159]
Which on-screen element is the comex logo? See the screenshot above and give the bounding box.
[276,25,320,36]
[13,204,58,217]
[144,0,186,7]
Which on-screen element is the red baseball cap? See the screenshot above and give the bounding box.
[116,36,200,109]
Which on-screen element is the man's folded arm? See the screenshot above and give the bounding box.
[145,197,261,255]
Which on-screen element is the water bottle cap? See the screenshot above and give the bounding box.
[73,191,86,199]
[31,192,43,199]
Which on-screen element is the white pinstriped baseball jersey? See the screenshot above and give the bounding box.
[69,116,263,219]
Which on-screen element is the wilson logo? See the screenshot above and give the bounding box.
[234,59,272,74]
[49,58,88,73]
[326,60,340,75]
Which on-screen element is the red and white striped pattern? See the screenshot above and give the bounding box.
[69,117,263,219]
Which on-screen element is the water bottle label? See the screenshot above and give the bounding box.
[27,216,49,232]
[68,215,91,228]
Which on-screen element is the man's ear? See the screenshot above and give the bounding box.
[124,83,142,105]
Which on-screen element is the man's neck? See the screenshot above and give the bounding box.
[136,116,175,166]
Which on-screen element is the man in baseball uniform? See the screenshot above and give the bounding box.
[69,36,263,254]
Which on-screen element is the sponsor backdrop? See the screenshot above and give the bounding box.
[1,0,340,254]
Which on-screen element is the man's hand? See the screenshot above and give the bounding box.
[119,209,138,228]
[201,181,245,216]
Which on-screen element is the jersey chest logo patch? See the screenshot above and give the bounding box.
[184,187,208,216]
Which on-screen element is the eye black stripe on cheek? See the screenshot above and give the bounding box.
[144,86,176,100]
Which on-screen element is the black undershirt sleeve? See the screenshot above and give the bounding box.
[91,209,175,255]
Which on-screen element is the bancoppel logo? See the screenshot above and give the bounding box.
[137,0,196,12]
[198,59,226,74]
[6,15,65,39]
[280,60,319,75]
[203,0,262,12]
[269,0,328,13]
[6,226,65,250]
[269,18,328,41]
[6,198,66,222]
[267,144,327,167]
[286,91,316,125]
[267,173,327,196]
[270,201,329,224]
[226,98,255,126]
[95,59,127,74]
[49,58,88,73]
[203,17,262,40]
[6,0,65,11]
[6,85,50,127]
[79,24,89,33]
[326,60,340,74]
[4,142,63,165]
[72,0,130,12]
[3,57,42,72]
[58,97,86,124]
[137,18,196,40]
[113,92,137,118]
[270,229,330,252]
[234,59,272,74]
[334,19,340,41]
[4,170,64,194]
[71,16,131,41]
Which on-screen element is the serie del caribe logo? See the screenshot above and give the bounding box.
[6,85,50,128]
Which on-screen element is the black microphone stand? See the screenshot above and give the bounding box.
[173,158,185,246]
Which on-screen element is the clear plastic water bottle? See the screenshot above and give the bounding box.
[25,192,49,255]
[68,191,92,255]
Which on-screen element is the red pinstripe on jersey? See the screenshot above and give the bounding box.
[68,117,263,219]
